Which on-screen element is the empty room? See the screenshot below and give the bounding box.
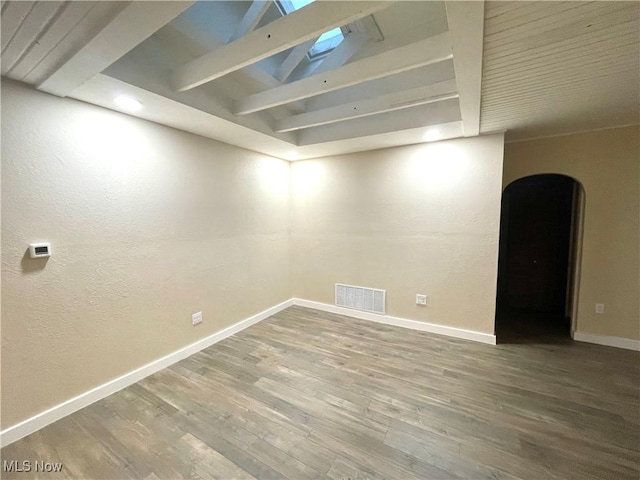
[1,1,639,479]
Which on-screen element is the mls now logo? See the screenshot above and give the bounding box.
[3,460,63,473]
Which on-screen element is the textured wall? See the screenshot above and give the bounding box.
[504,126,640,340]
[290,135,505,334]
[2,80,508,432]
[1,81,292,428]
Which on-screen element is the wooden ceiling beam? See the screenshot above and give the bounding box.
[445,0,485,136]
[228,1,271,43]
[171,1,393,92]
[275,79,458,132]
[275,36,318,82]
[310,31,368,77]
[234,33,452,115]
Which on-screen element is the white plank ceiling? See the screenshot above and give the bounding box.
[481,1,640,141]
[1,1,638,158]
[1,1,124,84]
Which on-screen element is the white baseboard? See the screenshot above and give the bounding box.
[292,298,497,345]
[0,299,294,448]
[5,296,635,449]
[1,297,497,447]
[572,331,640,351]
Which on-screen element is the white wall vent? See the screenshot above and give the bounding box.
[335,283,385,315]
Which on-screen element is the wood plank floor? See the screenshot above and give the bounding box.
[2,306,639,479]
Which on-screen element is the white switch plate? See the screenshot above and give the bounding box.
[595,304,604,314]
[416,294,427,305]
[192,311,203,325]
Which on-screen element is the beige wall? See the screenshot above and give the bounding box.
[1,80,292,428]
[290,134,505,334]
[4,77,635,436]
[503,126,640,341]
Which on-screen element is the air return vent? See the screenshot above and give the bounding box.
[335,283,385,315]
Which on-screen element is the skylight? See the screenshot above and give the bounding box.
[277,0,344,58]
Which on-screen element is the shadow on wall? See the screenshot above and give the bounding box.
[21,249,49,274]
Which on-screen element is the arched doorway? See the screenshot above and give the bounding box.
[496,174,584,343]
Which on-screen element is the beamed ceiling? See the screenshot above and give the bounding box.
[2,1,638,159]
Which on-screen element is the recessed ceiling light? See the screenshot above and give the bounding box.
[114,96,143,112]
[423,128,441,142]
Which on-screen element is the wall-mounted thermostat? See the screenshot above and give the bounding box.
[29,243,51,259]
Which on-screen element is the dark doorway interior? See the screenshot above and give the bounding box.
[496,174,579,343]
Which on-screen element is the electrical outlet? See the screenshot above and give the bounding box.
[192,311,203,326]
[595,304,604,314]
[416,294,427,305]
